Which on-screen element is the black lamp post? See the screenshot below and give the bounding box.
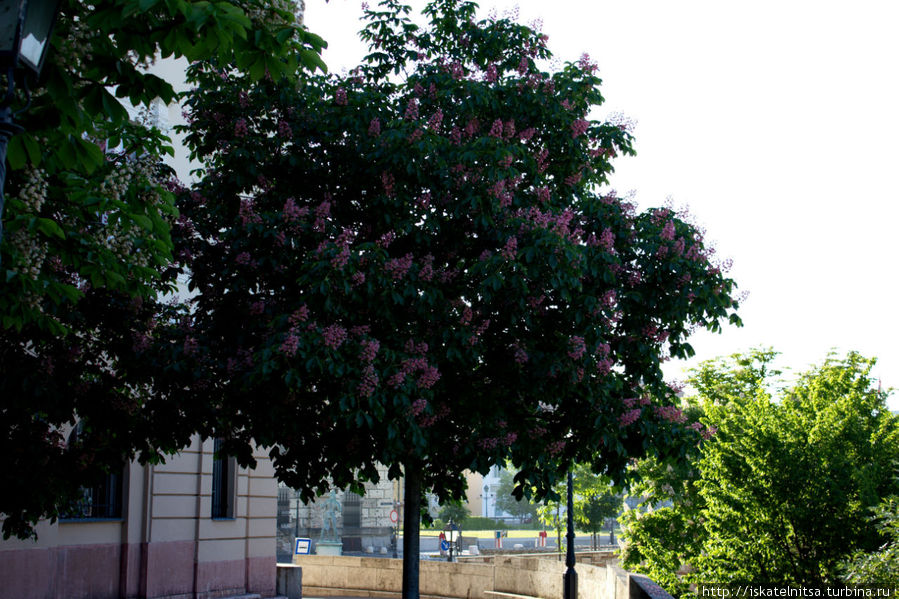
[445,518,462,562]
[0,0,60,258]
[563,468,577,599]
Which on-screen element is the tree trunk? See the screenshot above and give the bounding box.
[402,462,422,599]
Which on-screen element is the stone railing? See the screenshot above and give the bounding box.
[285,554,672,599]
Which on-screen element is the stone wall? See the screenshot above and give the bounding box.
[291,554,668,599]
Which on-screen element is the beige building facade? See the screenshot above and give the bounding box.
[0,436,279,599]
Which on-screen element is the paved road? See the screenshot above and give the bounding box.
[391,533,619,557]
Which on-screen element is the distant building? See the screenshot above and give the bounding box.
[276,465,400,560]
[0,436,278,599]
[464,466,516,520]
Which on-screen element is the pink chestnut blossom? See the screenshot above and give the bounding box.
[571,119,589,138]
[381,172,396,197]
[419,254,434,281]
[503,120,516,139]
[277,120,292,139]
[405,98,419,120]
[501,236,518,260]
[619,408,642,427]
[578,53,598,74]
[282,197,305,222]
[289,305,309,325]
[280,333,300,357]
[489,119,503,138]
[377,231,395,247]
[511,342,528,364]
[418,365,440,389]
[234,118,248,138]
[661,220,676,241]
[564,171,582,186]
[357,365,378,398]
[321,324,347,349]
[359,339,380,363]
[385,253,413,279]
[239,199,261,226]
[517,55,529,74]
[655,405,686,423]
[428,108,444,131]
[568,336,586,360]
[450,61,464,80]
[548,440,566,457]
[596,358,613,375]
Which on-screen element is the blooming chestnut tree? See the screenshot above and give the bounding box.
[174,0,740,580]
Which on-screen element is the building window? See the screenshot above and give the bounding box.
[63,472,123,519]
[211,438,235,519]
[61,424,124,520]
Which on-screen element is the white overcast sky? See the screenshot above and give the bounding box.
[303,0,899,409]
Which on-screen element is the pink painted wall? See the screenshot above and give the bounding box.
[0,543,120,599]
[0,437,278,599]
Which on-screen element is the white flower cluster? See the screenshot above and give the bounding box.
[92,157,168,268]
[245,0,303,27]
[9,228,48,281]
[16,166,48,213]
[9,167,50,282]
[51,19,92,72]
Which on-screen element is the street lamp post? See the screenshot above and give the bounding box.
[563,468,577,599]
[0,0,60,258]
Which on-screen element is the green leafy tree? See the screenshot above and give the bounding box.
[621,350,899,593]
[842,491,899,588]
[173,1,739,595]
[536,477,566,549]
[438,501,470,525]
[495,467,539,522]
[571,464,621,549]
[534,465,622,550]
[0,0,325,540]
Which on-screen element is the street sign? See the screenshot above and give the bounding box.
[440,540,450,552]
[295,538,311,555]
[389,509,398,523]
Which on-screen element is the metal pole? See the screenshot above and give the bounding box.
[294,489,300,539]
[563,468,577,599]
[447,519,453,562]
[401,464,421,599]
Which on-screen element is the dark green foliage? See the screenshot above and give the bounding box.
[1,0,325,539]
